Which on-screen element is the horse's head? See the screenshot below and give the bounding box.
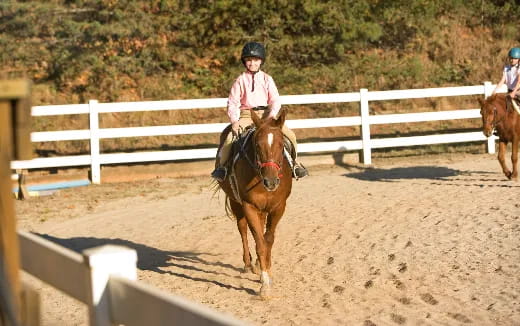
[250,108,287,192]
[479,94,505,137]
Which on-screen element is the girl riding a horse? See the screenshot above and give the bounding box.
[211,42,308,182]
[493,47,520,106]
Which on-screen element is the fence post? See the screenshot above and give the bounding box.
[0,79,32,325]
[483,81,496,154]
[359,88,372,164]
[89,100,101,184]
[83,245,138,326]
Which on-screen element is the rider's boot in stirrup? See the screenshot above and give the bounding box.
[293,162,308,179]
[211,166,227,182]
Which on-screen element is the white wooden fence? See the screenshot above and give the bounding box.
[11,82,501,184]
[18,230,246,326]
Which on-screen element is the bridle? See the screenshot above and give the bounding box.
[487,104,505,130]
[240,127,283,179]
[254,128,284,179]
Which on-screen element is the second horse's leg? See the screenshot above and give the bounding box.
[498,141,512,179]
[511,138,518,181]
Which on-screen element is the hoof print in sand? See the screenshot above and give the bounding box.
[390,313,407,324]
[448,312,472,323]
[420,293,439,305]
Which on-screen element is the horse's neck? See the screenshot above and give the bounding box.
[491,96,507,114]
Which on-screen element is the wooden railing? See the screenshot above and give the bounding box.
[18,231,246,326]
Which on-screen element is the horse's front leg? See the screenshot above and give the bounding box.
[264,202,287,277]
[230,201,254,274]
[243,203,271,299]
[498,141,512,179]
[237,216,254,273]
[511,138,518,181]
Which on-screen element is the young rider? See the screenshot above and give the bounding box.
[211,41,308,182]
[492,47,520,102]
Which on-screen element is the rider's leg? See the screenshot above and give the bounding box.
[281,125,308,178]
[211,132,233,181]
[211,114,255,181]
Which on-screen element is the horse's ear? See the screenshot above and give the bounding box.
[478,97,485,107]
[274,108,287,128]
[250,108,262,127]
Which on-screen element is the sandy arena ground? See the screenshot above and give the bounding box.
[15,152,520,326]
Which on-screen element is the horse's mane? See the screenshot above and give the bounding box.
[257,116,279,130]
[488,93,506,102]
[483,93,507,111]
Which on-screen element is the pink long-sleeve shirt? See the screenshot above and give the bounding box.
[227,70,281,123]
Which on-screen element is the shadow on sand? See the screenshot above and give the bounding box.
[341,164,520,187]
[35,233,257,294]
[344,166,464,182]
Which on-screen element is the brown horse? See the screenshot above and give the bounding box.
[216,108,292,298]
[479,93,520,180]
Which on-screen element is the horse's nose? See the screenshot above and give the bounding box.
[483,129,492,137]
[263,177,280,191]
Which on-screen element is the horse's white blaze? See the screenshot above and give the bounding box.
[267,133,273,148]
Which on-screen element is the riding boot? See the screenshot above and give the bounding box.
[211,155,228,182]
[293,161,308,179]
[211,166,227,182]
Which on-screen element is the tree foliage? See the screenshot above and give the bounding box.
[1,0,519,104]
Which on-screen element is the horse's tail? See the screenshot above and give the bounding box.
[210,180,236,220]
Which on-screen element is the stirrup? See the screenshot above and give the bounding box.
[293,163,308,179]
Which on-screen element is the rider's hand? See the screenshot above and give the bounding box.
[231,121,240,136]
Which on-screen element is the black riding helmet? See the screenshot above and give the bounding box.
[241,42,266,65]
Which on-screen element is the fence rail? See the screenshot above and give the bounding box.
[18,231,245,326]
[11,82,502,184]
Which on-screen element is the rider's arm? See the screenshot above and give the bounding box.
[227,75,244,124]
[266,75,281,119]
[493,71,506,94]
[510,71,520,98]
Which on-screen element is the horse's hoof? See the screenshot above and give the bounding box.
[259,284,272,300]
[242,265,253,274]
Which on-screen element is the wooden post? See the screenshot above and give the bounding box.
[0,79,32,326]
[359,88,372,164]
[83,245,138,326]
[89,100,101,184]
[483,81,496,154]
